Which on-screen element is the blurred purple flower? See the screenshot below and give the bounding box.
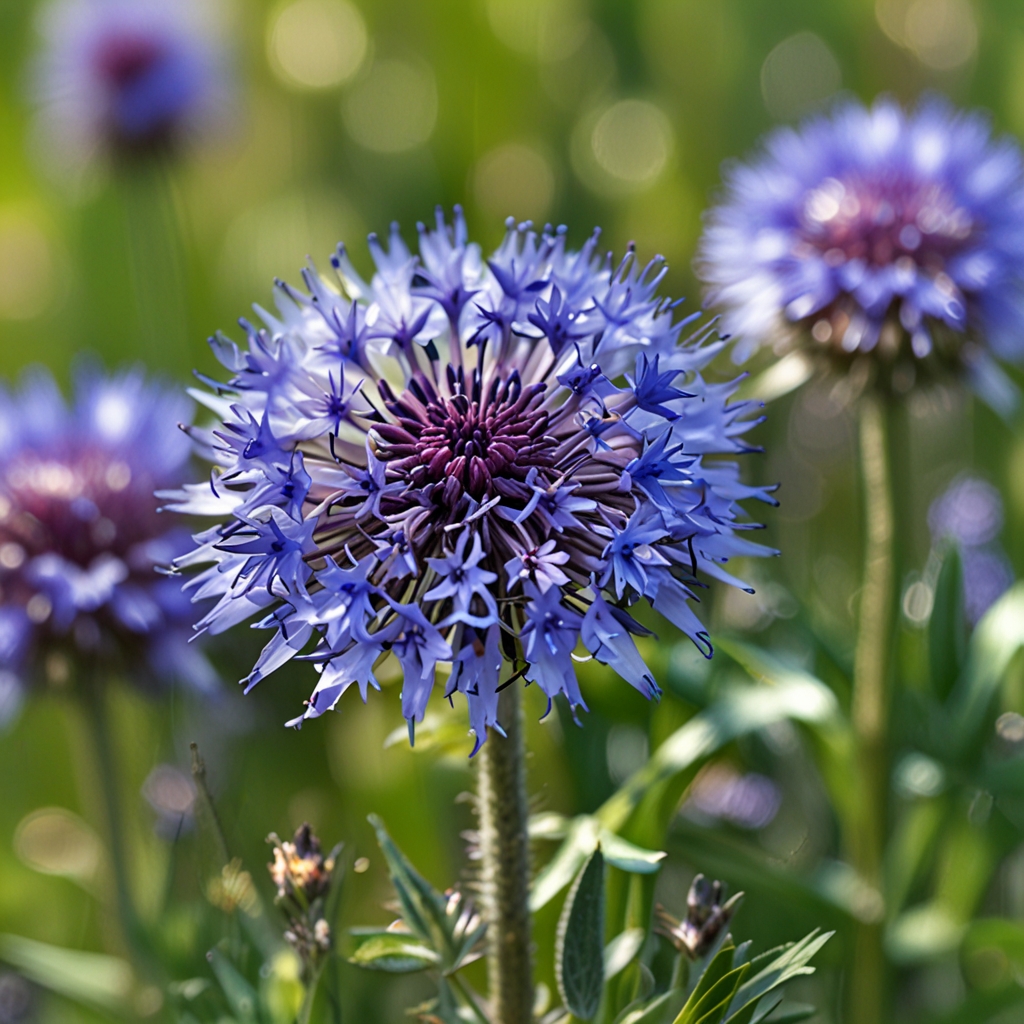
[142,763,196,839]
[29,0,232,171]
[685,762,781,830]
[929,475,1013,624]
[698,97,1024,412]
[928,475,1003,547]
[0,366,216,722]
[166,210,777,752]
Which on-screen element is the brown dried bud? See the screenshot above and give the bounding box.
[655,874,743,959]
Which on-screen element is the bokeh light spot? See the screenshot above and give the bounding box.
[485,0,589,62]
[760,31,841,121]
[342,59,437,153]
[0,212,54,321]
[268,0,368,91]
[473,142,555,223]
[592,101,671,184]
[14,808,102,883]
[876,0,977,69]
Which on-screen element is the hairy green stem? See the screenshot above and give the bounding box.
[478,685,533,1024]
[848,394,894,1024]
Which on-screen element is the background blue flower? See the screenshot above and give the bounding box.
[0,366,216,722]
[698,97,1024,408]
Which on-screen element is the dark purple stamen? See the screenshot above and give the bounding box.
[375,368,557,505]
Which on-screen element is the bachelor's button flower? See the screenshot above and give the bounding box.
[0,366,215,722]
[698,97,1024,411]
[29,0,231,173]
[167,209,776,751]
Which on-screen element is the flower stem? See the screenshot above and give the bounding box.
[848,393,894,1024]
[81,676,149,968]
[478,685,533,1024]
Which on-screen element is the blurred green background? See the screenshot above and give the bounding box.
[3,0,1024,1020]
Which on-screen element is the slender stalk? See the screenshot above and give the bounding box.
[81,676,149,966]
[478,685,533,1024]
[848,393,894,1024]
[120,160,190,374]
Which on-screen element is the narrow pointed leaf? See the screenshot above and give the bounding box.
[947,583,1024,754]
[348,933,438,973]
[928,546,965,700]
[0,933,132,1014]
[726,930,832,1018]
[207,947,261,1024]
[369,815,452,958]
[557,848,606,1020]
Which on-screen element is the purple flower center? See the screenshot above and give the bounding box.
[799,175,973,274]
[375,367,557,507]
[0,452,155,568]
[91,30,198,147]
[94,33,166,89]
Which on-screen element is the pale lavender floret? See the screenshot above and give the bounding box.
[505,540,571,594]
[698,96,1024,412]
[169,208,773,751]
[581,589,660,700]
[446,624,503,756]
[521,584,586,713]
[425,533,498,628]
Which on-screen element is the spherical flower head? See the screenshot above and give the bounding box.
[29,0,232,172]
[169,208,777,753]
[0,366,216,723]
[697,97,1024,410]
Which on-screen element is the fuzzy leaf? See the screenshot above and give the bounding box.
[557,848,606,1020]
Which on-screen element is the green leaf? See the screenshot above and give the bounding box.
[605,929,646,981]
[725,930,832,1020]
[533,816,599,912]
[673,944,748,1024]
[348,933,439,973]
[531,817,664,911]
[207,947,261,1024]
[616,989,688,1024]
[557,848,606,1020]
[600,648,839,833]
[762,1004,816,1024]
[600,829,667,874]
[946,583,1024,756]
[928,546,966,700]
[0,933,133,1014]
[367,815,486,972]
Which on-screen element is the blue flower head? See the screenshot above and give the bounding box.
[30,0,232,170]
[169,209,776,752]
[698,97,1024,411]
[0,366,217,723]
